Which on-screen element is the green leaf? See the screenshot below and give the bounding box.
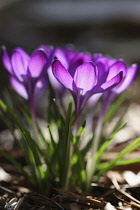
[104,93,126,123]
[97,159,140,170]
[0,99,7,111]
[0,98,46,187]
[60,100,73,189]
[95,123,127,165]
[114,158,140,166]
[48,124,57,149]
[72,143,86,187]
[98,137,140,177]
[73,120,86,144]
[81,137,93,157]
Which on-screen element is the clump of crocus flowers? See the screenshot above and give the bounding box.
[0,45,139,193]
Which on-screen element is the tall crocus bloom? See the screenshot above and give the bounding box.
[86,56,138,190]
[2,46,49,104]
[47,47,88,89]
[2,46,49,141]
[48,48,92,107]
[92,54,138,118]
[101,61,138,136]
[104,63,138,101]
[52,59,122,114]
[93,55,138,139]
[92,54,138,102]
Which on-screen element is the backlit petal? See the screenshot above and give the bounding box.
[11,51,28,81]
[52,60,73,91]
[48,66,63,91]
[101,71,122,91]
[54,48,68,69]
[74,62,97,93]
[69,53,91,77]
[13,47,30,71]
[96,62,107,85]
[28,50,47,78]
[115,64,138,94]
[2,47,12,74]
[107,61,126,81]
[10,76,28,99]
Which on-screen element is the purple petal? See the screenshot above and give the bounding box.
[101,71,123,91]
[52,60,73,91]
[93,54,117,70]
[13,47,30,71]
[48,66,63,91]
[10,76,28,99]
[114,64,138,94]
[37,45,55,68]
[28,50,47,78]
[64,48,75,62]
[107,61,126,81]
[69,53,91,77]
[74,62,97,93]
[54,48,69,69]
[96,62,107,85]
[2,47,12,74]
[108,58,117,67]
[14,47,30,59]
[11,50,29,81]
[93,54,109,69]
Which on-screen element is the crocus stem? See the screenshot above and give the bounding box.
[29,98,38,142]
[86,99,109,191]
[61,101,73,190]
[73,114,80,136]
[64,142,72,189]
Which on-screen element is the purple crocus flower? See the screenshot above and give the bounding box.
[47,48,94,112]
[86,56,138,187]
[110,63,138,95]
[2,46,51,141]
[2,46,49,105]
[92,55,138,151]
[92,54,138,102]
[48,47,91,99]
[52,59,122,114]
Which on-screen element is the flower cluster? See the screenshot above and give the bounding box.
[2,46,138,114]
[1,45,139,192]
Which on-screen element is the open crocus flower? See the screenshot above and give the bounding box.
[2,46,49,105]
[52,59,123,114]
[48,48,91,98]
[111,63,138,94]
[92,54,138,102]
[103,63,138,103]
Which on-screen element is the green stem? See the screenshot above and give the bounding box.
[61,102,73,190]
[64,142,72,189]
[86,100,109,191]
[29,97,38,142]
